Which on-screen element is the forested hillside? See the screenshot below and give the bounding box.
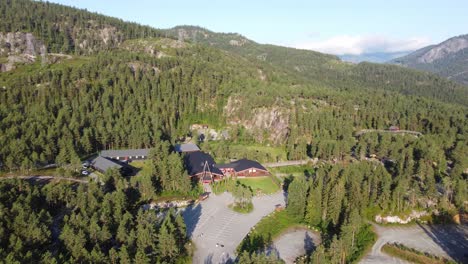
[0,0,467,263]
[391,34,468,85]
[166,26,468,106]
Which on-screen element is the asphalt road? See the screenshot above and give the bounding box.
[360,223,468,264]
[182,191,285,264]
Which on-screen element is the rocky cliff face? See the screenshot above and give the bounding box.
[418,36,468,63]
[0,32,47,72]
[224,96,290,143]
[391,34,468,85]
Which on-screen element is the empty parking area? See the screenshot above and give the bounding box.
[360,224,468,264]
[183,191,285,264]
[270,228,321,264]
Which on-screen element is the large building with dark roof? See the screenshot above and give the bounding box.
[216,159,269,177]
[100,148,150,161]
[91,156,124,173]
[183,151,224,183]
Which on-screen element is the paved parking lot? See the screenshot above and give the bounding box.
[360,224,468,264]
[182,191,285,264]
[269,228,321,264]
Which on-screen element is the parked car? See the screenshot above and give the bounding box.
[82,161,90,169]
[81,170,90,176]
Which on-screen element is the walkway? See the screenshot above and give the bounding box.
[264,159,316,168]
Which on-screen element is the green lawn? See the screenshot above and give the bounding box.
[129,160,152,175]
[237,177,280,195]
[237,210,308,253]
[382,243,454,264]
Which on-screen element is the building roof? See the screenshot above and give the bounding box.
[216,159,268,172]
[91,156,123,172]
[184,152,223,176]
[175,143,200,153]
[100,148,150,158]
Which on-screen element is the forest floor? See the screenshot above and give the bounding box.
[182,191,285,264]
[359,223,468,264]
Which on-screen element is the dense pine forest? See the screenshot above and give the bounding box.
[0,0,467,263]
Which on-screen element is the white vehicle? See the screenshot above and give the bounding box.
[81,170,90,176]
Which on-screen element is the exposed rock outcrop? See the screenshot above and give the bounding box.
[225,96,290,143]
[375,210,429,224]
[418,37,468,63]
[0,32,47,72]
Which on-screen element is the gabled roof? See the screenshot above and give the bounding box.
[175,143,200,153]
[216,159,268,172]
[100,148,150,158]
[91,156,123,172]
[184,152,223,176]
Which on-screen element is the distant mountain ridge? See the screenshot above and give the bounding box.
[391,34,468,85]
[163,26,468,106]
[339,51,411,63]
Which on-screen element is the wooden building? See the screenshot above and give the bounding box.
[216,159,270,177]
[184,151,224,183]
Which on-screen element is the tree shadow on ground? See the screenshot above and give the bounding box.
[204,253,213,264]
[265,243,281,260]
[417,223,468,263]
[182,203,202,238]
[304,231,316,255]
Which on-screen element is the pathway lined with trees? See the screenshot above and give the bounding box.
[0,175,88,183]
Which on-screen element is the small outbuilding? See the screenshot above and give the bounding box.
[175,143,200,153]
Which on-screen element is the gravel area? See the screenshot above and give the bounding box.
[182,191,285,264]
[269,228,321,264]
[360,224,468,264]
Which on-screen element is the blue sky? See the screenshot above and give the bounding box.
[48,0,468,55]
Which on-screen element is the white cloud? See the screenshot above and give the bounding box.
[294,35,432,55]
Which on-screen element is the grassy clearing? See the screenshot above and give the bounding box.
[129,160,152,175]
[237,177,280,195]
[382,243,455,264]
[237,210,305,253]
[212,177,280,195]
[230,202,254,214]
[251,210,304,239]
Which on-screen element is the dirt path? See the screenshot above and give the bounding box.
[263,159,315,168]
[355,129,422,137]
[0,175,88,183]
